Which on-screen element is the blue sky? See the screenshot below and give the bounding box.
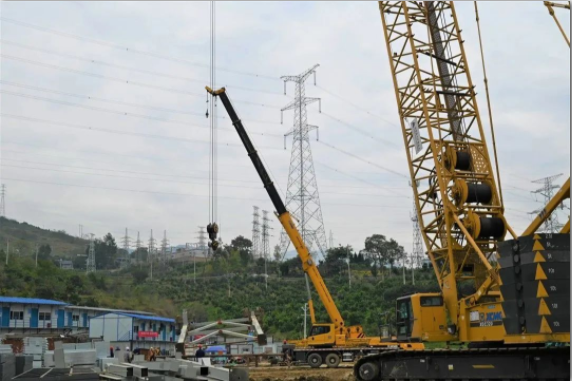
[1,1,569,258]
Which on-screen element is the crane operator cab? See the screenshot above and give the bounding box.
[396,293,455,342]
[306,324,336,346]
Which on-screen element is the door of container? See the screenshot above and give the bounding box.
[30,308,39,328]
[57,310,65,328]
[1,307,9,327]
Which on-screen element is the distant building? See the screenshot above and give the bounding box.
[171,247,209,264]
[89,312,177,352]
[0,296,163,337]
[58,259,74,270]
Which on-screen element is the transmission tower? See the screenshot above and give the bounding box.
[279,64,328,258]
[252,206,261,259]
[148,229,156,262]
[86,233,96,273]
[0,184,6,217]
[530,173,564,232]
[161,230,169,260]
[329,230,334,248]
[410,200,424,285]
[122,228,130,264]
[262,210,273,291]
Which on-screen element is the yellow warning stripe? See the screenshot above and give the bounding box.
[472,365,495,369]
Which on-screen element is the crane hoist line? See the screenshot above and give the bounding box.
[352,2,570,380]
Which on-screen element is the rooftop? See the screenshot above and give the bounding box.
[92,311,175,323]
[0,296,68,306]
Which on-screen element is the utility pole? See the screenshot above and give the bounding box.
[301,303,308,339]
[279,64,328,258]
[0,184,6,217]
[5,240,9,265]
[252,206,261,259]
[530,173,564,233]
[35,243,39,268]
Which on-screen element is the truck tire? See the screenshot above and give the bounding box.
[325,352,340,368]
[307,353,322,368]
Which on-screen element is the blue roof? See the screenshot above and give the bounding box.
[93,311,175,323]
[0,296,68,306]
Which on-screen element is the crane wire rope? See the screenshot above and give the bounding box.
[474,1,505,209]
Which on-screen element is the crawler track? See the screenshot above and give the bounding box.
[354,346,570,381]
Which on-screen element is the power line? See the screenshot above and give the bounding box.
[316,140,409,179]
[1,54,283,109]
[318,110,399,148]
[0,80,284,126]
[1,39,286,96]
[0,17,282,81]
[1,89,283,137]
[1,113,286,150]
[1,177,417,210]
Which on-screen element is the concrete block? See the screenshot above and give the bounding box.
[107,364,133,377]
[54,347,65,368]
[122,362,148,378]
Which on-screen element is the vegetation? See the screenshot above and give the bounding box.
[0,217,438,339]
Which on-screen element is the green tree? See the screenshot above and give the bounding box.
[131,266,149,283]
[229,236,252,266]
[88,233,118,270]
[37,244,52,260]
[273,245,281,262]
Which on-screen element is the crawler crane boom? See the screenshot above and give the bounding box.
[354,2,570,380]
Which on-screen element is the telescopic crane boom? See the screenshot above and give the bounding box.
[206,86,356,343]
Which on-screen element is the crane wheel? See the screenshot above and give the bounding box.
[325,353,340,368]
[357,361,379,381]
[307,353,322,368]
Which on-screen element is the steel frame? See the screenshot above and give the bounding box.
[378,1,514,327]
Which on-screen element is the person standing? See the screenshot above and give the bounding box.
[124,347,131,363]
[195,345,205,359]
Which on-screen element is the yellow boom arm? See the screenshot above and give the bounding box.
[206,86,346,331]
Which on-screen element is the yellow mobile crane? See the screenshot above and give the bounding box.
[354,2,570,380]
[206,86,421,369]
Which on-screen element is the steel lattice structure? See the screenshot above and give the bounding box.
[530,174,564,233]
[252,206,261,259]
[279,64,328,258]
[86,233,96,273]
[379,1,516,326]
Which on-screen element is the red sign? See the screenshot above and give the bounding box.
[138,331,159,338]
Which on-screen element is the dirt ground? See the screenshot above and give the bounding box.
[248,365,354,381]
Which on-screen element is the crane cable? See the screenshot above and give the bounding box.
[206,1,219,251]
[474,1,504,209]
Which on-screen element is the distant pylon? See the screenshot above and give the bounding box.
[161,230,169,260]
[410,200,424,285]
[262,210,272,291]
[530,173,564,233]
[279,64,328,258]
[252,206,261,259]
[122,228,130,264]
[86,233,96,273]
[328,230,334,249]
[148,229,156,263]
[0,184,6,217]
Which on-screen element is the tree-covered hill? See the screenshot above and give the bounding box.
[0,218,439,339]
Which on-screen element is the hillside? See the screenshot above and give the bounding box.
[0,217,88,259]
[0,217,439,338]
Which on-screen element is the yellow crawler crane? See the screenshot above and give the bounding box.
[354,2,570,380]
[206,86,422,369]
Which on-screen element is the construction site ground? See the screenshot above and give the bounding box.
[248,365,354,381]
